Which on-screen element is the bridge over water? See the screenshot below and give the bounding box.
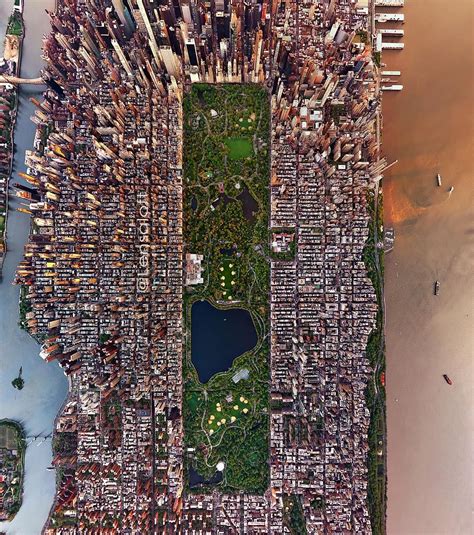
[0,74,44,84]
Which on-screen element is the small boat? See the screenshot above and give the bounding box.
[436,173,442,186]
[443,374,452,385]
[434,281,440,295]
[448,186,454,194]
[17,207,32,214]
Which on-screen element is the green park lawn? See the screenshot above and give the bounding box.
[225,137,253,160]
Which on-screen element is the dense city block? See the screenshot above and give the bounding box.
[13,0,386,532]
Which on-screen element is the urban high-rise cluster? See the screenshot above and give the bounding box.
[15,0,386,532]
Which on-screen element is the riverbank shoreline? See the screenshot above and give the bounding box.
[0,419,26,521]
[0,1,69,533]
[365,17,388,530]
[364,189,387,534]
[0,3,24,277]
[41,374,73,535]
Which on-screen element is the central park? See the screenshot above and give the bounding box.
[182,84,270,494]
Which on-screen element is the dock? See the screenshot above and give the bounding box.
[381,84,403,91]
[375,0,404,6]
[379,29,404,36]
[383,227,395,253]
[381,70,401,76]
[381,42,404,50]
[375,13,404,23]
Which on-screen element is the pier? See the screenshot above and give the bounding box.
[375,0,404,6]
[381,42,405,50]
[379,28,404,36]
[375,13,404,23]
[381,84,404,91]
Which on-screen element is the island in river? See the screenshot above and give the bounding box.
[11,367,24,390]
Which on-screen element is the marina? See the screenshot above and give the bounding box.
[375,1,405,77]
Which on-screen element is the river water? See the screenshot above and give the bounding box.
[0,1,68,534]
[382,1,473,533]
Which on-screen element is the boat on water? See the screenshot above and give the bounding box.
[443,374,453,385]
[436,173,442,186]
[448,186,454,194]
[434,281,440,295]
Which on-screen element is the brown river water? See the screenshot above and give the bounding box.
[382,1,473,534]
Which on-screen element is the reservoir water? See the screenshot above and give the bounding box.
[191,300,257,383]
[0,1,68,534]
[383,1,474,533]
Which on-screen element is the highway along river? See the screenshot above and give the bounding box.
[191,300,257,383]
[0,1,68,534]
[383,0,473,533]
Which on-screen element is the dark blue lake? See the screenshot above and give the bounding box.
[188,466,223,488]
[191,300,257,383]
